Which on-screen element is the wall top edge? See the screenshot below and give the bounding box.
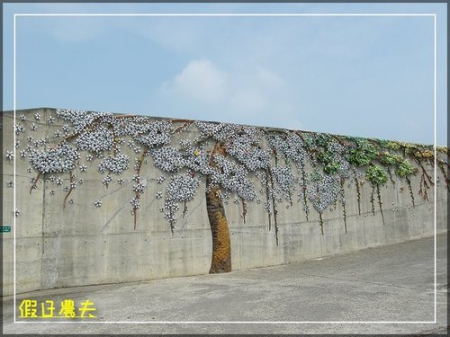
[1,107,440,148]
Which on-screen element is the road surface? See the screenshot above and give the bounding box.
[2,233,448,335]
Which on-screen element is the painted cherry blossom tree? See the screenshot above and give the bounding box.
[9,109,449,273]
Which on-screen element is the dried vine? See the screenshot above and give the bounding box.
[241,198,247,224]
[376,184,385,226]
[62,172,74,209]
[406,176,415,208]
[354,175,361,215]
[267,168,279,246]
[319,212,324,235]
[340,178,347,234]
[370,186,376,215]
[29,171,42,194]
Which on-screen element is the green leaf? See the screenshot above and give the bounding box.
[395,160,416,178]
[366,165,388,186]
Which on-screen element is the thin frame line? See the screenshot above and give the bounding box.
[433,13,438,324]
[14,13,436,17]
[12,12,439,326]
[13,13,17,324]
[13,320,438,324]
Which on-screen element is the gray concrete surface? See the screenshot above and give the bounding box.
[2,108,448,296]
[2,233,448,335]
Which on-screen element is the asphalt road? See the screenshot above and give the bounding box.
[2,233,448,335]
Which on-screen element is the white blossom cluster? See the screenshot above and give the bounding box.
[306,170,340,214]
[56,109,111,133]
[121,121,139,137]
[211,154,256,201]
[102,175,112,187]
[29,143,79,173]
[133,182,145,194]
[227,130,271,171]
[97,154,130,174]
[162,201,179,230]
[271,165,295,195]
[195,122,226,139]
[182,147,213,175]
[166,173,200,203]
[150,146,183,172]
[327,140,351,178]
[130,197,140,210]
[268,132,308,165]
[62,124,71,134]
[15,123,25,135]
[196,121,239,142]
[133,121,172,147]
[76,125,113,153]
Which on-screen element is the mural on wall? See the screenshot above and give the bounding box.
[7,109,450,273]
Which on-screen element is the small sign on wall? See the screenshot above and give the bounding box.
[1,226,11,233]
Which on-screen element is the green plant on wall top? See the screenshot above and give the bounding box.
[5,109,449,274]
[348,139,378,166]
[395,159,417,178]
[366,165,388,186]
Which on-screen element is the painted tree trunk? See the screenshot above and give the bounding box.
[206,176,232,273]
[206,142,232,273]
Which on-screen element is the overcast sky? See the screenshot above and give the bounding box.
[2,3,447,145]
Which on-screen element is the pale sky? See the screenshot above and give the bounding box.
[2,3,447,145]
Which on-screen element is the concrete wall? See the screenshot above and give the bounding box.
[2,108,448,296]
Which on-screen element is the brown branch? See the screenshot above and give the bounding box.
[319,213,324,235]
[376,184,385,226]
[354,174,361,216]
[171,118,195,124]
[62,173,74,209]
[182,201,188,218]
[172,120,195,134]
[265,170,272,231]
[413,158,434,187]
[132,146,149,230]
[436,160,450,191]
[406,177,415,208]
[114,114,140,119]
[267,168,279,246]
[340,178,347,234]
[29,172,42,194]
[209,141,221,166]
[370,186,376,215]
[63,117,102,142]
[418,174,429,201]
[294,130,305,143]
[241,198,247,224]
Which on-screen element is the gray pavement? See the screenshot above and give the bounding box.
[2,233,448,335]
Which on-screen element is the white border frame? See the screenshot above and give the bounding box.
[12,12,438,325]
